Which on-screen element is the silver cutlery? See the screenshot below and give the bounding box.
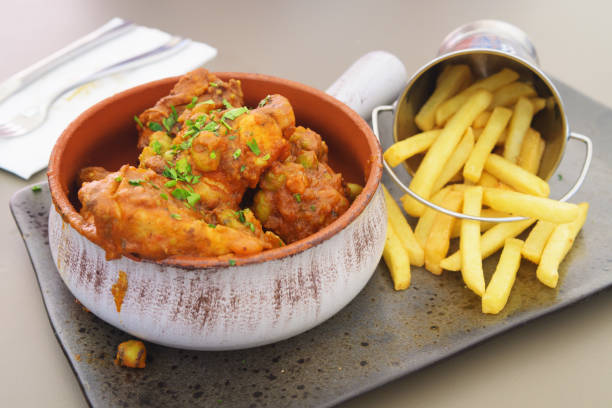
[0,35,190,139]
[0,19,134,104]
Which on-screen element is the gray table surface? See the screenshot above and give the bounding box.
[2,1,612,407]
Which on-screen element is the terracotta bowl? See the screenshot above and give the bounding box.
[47,72,385,350]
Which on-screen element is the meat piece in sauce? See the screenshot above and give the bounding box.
[252,126,350,243]
[78,165,280,260]
[135,68,244,150]
[138,94,294,211]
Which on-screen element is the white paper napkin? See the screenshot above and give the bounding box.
[0,17,217,179]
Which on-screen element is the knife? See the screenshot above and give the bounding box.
[0,18,134,104]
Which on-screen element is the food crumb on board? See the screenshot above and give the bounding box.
[115,339,146,368]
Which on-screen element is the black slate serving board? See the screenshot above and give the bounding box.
[10,80,612,407]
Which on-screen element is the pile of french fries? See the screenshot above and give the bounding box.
[381,64,589,314]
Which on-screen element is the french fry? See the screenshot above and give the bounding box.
[530,97,546,113]
[425,190,463,275]
[478,171,501,188]
[472,111,492,129]
[482,238,524,314]
[405,89,492,216]
[482,188,579,224]
[522,220,556,264]
[413,188,451,248]
[432,127,475,192]
[383,130,440,167]
[496,129,508,146]
[383,220,411,290]
[464,106,513,183]
[517,128,545,174]
[461,186,485,296]
[484,153,550,197]
[435,68,518,126]
[440,218,535,271]
[415,64,472,131]
[491,82,536,108]
[436,65,453,85]
[537,203,589,288]
[450,208,508,238]
[382,185,424,266]
[450,183,472,192]
[504,97,534,163]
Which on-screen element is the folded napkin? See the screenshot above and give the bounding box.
[0,17,217,179]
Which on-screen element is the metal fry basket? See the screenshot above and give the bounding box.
[372,20,592,222]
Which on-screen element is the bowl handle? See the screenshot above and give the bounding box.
[371,105,593,222]
[326,51,407,121]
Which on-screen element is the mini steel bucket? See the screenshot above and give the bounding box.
[372,20,592,222]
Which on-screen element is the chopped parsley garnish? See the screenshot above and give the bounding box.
[162,105,178,133]
[240,165,246,172]
[221,118,232,130]
[245,222,255,232]
[262,153,270,161]
[171,187,200,207]
[170,213,181,220]
[216,107,248,131]
[232,148,242,159]
[223,106,249,121]
[151,140,162,155]
[210,151,217,159]
[228,259,236,266]
[203,121,219,132]
[164,179,177,188]
[558,174,563,181]
[183,128,197,138]
[114,176,123,182]
[171,188,189,200]
[175,158,190,175]
[186,192,201,206]
[31,185,42,192]
[133,115,144,129]
[194,114,208,128]
[228,135,237,140]
[147,181,160,190]
[128,179,144,186]
[178,137,195,151]
[186,96,198,109]
[162,116,175,133]
[247,138,260,155]
[310,205,316,211]
[160,193,168,200]
[148,121,163,132]
[223,99,233,109]
[163,167,178,180]
[258,95,271,107]
[294,193,302,203]
[202,99,215,104]
[163,158,199,185]
[208,223,216,228]
[209,82,218,87]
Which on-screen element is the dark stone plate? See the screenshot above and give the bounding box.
[10,80,612,408]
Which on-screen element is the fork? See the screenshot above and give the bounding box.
[0,35,189,139]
